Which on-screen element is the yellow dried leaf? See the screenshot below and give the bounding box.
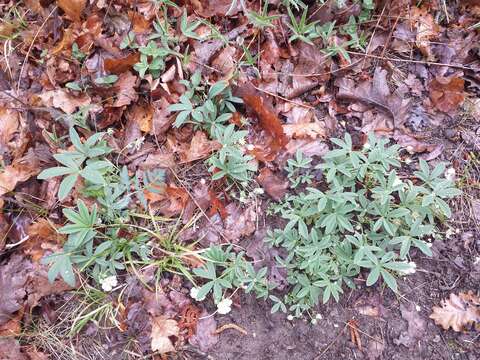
[57,0,87,22]
[151,316,179,354]
[430,292,480,332]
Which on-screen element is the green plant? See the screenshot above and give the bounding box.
[246,1,280,30]
[134,40,173,78]
[207,124,257,183]
[285,150,314,188]
[168,71,242,135]
[180,9,202,40]
[192,245,270,304]
[282,0,307,11]
[266,133,460,317]
[37,127,112,200]
[286,7,320,44]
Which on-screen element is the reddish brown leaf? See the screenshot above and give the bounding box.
[23,219,64,262]
[104,53,141,75]
[0,159,39,197]
[146,185,189,217]
[429,76,465,113]
[208,189,227,220]
[256,168,288,201]
[57,0,87,22]
[188,310,219,352]
[235,84,288,159]
[128,11,151,33]
[113,71,138,107]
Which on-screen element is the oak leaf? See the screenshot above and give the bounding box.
[430,292,480,332]
[180,131,221,163]
[429,76,465,113]
[113,71,138,107]
[57,0,87,22]
[38,89,91,114]
[150,316,179,354]
[104,53,141,74]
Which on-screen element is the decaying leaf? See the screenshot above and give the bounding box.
[410,6,441,60]
[57,0,87,22]
[0,255,30,326]
[0,107,19,149]
[257,168,288,201]
[394,304,426,347]
[336,67,409,130]
[0,157,40,197]
[179,131,221,163]
[283,121,326,139]
[0,337,27,360]
[38,89,91,114]
[188,310,219,352]
[150,316,179,354]
[430,292,480,332]
[429,76,465,113]
[113,71,138,107]
[23,219,64,262]
[128,104,154,133]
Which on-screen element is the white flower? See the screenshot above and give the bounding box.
[392,177,403,187]
[190,287,199,299]
[445,167,456,182]
[253,187,264,195]
[315,313,323,320]
[404,157,412,164]
[311,318,318,325]
[399,261,417,275]
[287,315,294,321]
[363,142,370,150]
[445,228,455,239]
[101,275,118,292]
[217,298,232,314]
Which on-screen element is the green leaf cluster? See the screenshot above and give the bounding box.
[193,245,271,303]
[37,127,112,200]
[266,133,460,317]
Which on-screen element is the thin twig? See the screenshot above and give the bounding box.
[253,86,315,109]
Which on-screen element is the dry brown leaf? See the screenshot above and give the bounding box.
[429,76,465,113]
[38,89,91,114]
[188,310,219,352]
[23,219,64,262]
[0,337,27,360]
[283,122,326,139]
[0,159,39,197]
[150,316,179,354]
[180,131,221,163]
[113,71,138,107]
[256,168,288,201]
[57,0,87,22]
[410,7,440,60]
[430,292,480,332]
[104,53,141,74]
[336,67,409,130]
[129,104,153,133]
[0,107,19,148]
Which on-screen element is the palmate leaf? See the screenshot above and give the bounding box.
[45,252,76,287]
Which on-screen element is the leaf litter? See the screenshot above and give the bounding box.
[0,0,479,358]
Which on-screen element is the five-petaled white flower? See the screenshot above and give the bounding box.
[217,298,233,314]
[100,275,118,292]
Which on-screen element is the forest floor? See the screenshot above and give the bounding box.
[0,1,479,359]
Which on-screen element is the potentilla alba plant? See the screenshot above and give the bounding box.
[266,133,460,317]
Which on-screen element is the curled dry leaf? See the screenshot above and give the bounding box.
[0,337,27,360]
[0,157,40,197]
[235,84,288,159]
[128,103,154,133]
[150,316,179,354]
[429,76,465,113]
[57,0,87,22]
[38,89,91,114]
[0,106,19,149]
[430,292,480,332]
[179,131,221,163]
[256,168,288,201]
[336,67,409,130]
